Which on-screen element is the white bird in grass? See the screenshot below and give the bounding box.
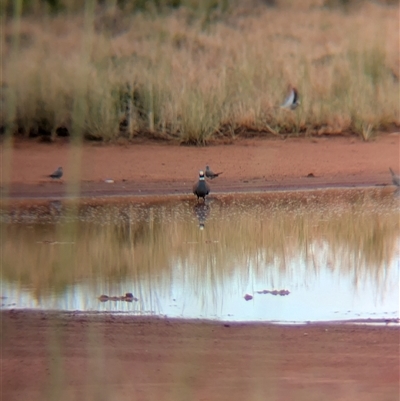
[280,86,300,110]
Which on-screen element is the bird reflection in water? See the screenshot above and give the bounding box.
[49,200,63,217]
[193,203,210,230]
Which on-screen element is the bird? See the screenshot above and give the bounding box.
[280,86,300,110]
[49,167,63,179]
[389,168,400,186]
[205,165,223,179]
[193,170,210,202]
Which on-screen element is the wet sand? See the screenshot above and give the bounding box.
[2,311,399,401]
[2,134,399,199]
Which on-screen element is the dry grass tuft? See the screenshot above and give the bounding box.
[1,0,399,144]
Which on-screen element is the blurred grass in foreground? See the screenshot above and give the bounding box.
[1,0,399,144]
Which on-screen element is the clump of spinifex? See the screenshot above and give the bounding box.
[2,1,398,144]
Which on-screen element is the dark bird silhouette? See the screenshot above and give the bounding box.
[205,165,223,179]
[281,86,300,110]
[49,167,63,179]
[193,170,210,202]
[389,167,400,187]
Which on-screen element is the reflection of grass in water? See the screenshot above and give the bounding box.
[1,189,398,306]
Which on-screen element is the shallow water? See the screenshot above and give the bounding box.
[1,188,399,323]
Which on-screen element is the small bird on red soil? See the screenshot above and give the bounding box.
[280,86,300,110]
[48,167,63,179]
[205,165,223,179]
[193,170,210,202]
[389,168,400,187]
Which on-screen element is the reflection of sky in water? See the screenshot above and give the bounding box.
[1,188,399,322]
[2,243,399,322]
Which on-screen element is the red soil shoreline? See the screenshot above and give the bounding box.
[1,134,399,199]
[2,310,399,401]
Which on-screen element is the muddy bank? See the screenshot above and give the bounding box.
[1,134,399,199]
[2,310,399,401]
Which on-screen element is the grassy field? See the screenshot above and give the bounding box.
[1,0,399,144]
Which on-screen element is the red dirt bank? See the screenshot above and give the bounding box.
[2,134,399,199]
[2,311,399,401]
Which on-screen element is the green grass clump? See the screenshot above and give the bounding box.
[1,0,399,144]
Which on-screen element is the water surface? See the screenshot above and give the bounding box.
[1,188,399,323]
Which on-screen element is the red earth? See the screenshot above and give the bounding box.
[2,134,399,199]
